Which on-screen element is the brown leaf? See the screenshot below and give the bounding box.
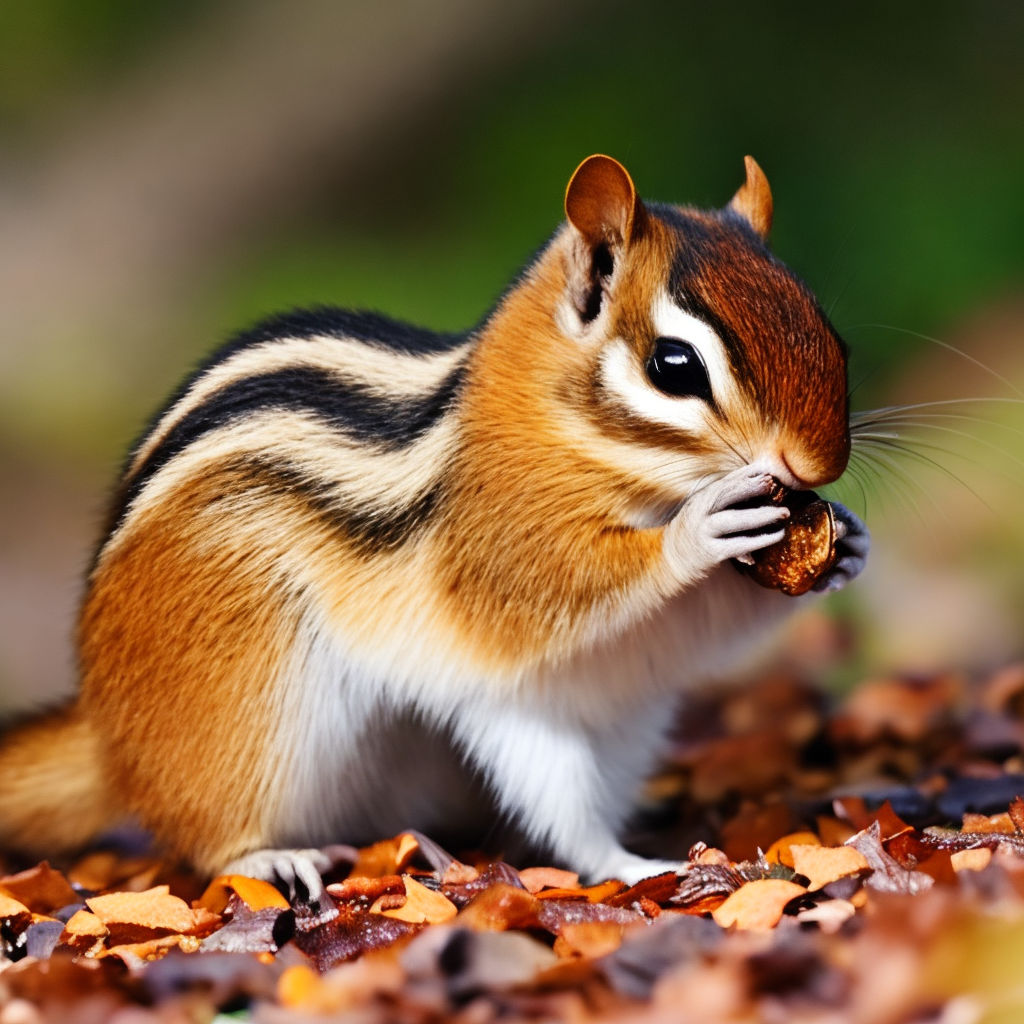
[711,879,807,931]
[0,862,78,915]
[59,908,108,954]
[846,822,934,894]
[293,902,417,971]
[832,798,913,841]
[0,892,33,933]
[607,872,680,909]
[456,883,543,932]
[327,875,405,905]
[1008,796,1024,833]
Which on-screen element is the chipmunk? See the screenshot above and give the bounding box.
[0,155,868,896]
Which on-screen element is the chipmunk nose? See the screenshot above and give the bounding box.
[758,450,827,491]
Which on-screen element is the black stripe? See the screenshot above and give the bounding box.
[651,204,757,392]
[106,359,465,540]
[117,308,469,498]
[238,455,444,552]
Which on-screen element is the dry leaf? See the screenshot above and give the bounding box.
[553,921,626,959]
[86,884,212,941]
[711,879,807,931]
[518,867,580,893]
[534,878,625,903]
[765,831,821,867]
[0,862,78,915]
[0,892,33,932]
[961,811,1015,834]
[350,833,419,878]
[789,845,870,891]
[199,874,291,914]
[951,848,993,873]
[371,876,457,924]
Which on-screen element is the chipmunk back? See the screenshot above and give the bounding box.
[0,155,868,893]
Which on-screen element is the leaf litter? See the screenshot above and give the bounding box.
[4,663,1024,1020]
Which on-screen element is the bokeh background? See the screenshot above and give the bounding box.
[1,0,1022,710]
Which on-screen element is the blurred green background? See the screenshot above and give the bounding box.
[1,0,1022,707]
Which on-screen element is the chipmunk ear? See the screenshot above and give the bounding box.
[565,154,644,248]
[563,155,646,324]
[728,155,773,240]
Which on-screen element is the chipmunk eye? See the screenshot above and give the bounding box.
[645,338,713,402]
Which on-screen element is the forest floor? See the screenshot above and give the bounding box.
[4,658,1024,1022]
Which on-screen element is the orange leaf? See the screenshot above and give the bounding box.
[764,831,821,867]
[789,845,869,891]
[63,908,107,938]
[519,867,580,894]
[951,848,993,873]
[86,885,203,935]
[350,833,420,878]
[0,893,32,930]
[711,879,806,931]
[100,933,201,964]
[199,874,291,914]
[371,876,457,924]
[0,862,78,915]
[553,921,625,959]
[962,812,1015,834]
[535,879,625,903]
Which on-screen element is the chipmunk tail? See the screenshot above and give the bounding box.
[0,702,118,860]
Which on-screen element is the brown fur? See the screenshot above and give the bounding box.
[79,468,302,872]
[0,704,113,858]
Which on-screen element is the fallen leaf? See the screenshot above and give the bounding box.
[607,872,680,909]
[846,823,934,894]
[199,874,291,914]
[0,892,32,932]
[765,831,821,867]
[350,833,419,878]
[789,845,870,891]
[961,811,1015,834]
[711,879,807,931]
[793,898,857,933]
[85,885,217,944]
[372,876,457,924]
[0,862,78,915]
[951,848,993,873]
[1009,796,1024,833]
[553,920,625,958]
[534,878,625,903]
[518,867,580,893]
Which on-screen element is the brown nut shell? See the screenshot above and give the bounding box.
[740,491,838,596]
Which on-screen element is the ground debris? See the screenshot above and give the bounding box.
[3,663,1024,1020]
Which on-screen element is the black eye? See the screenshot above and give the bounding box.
[645,337,714,402]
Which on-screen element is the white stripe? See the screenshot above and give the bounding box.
[129,334,470,477]
[106,409,458,558]
[597,293,740,436]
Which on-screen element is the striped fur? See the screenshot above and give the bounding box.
[2,156,860,882]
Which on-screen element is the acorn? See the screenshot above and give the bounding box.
[737,485,838,596]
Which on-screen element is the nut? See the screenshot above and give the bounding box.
[738,487,838,596]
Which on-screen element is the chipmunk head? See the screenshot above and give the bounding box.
[557,154,850,500]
